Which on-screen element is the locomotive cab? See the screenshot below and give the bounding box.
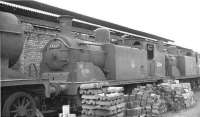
[166,46,198,77]
[145,41,166,78]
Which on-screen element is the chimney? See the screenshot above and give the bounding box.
[58,15,73,37]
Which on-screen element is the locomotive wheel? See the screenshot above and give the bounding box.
[2,92,36,117]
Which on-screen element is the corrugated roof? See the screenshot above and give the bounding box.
[1,0,173,42]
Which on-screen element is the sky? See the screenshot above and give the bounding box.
[36,0,200,52]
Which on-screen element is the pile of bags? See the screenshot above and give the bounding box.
[158,80,196,111]
[80,82,125,117]
[79,80,195,117]
[125,84,167,117]
[125,80,196,117]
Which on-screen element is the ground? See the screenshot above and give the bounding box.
[162,89,200,117]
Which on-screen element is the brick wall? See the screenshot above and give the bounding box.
[12,19,93,77]
[18,23,58,76]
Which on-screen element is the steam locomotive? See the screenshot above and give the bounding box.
[1,2,200,117]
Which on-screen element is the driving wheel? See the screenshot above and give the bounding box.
[2,92,36,117]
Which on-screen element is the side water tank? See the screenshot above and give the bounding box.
[0,11,24,67]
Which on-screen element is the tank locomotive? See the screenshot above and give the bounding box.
[1,11,200,117]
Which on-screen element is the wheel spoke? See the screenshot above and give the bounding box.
[24,100,30,108]
[10,109,18,113]
[17,98,21,107]
[22,97,26,106]
[13,103,19,109]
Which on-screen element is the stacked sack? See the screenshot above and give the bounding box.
[158,80,196,111]
[181,83,196,108]
[125,85,167,117]
[80,82,125,117]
